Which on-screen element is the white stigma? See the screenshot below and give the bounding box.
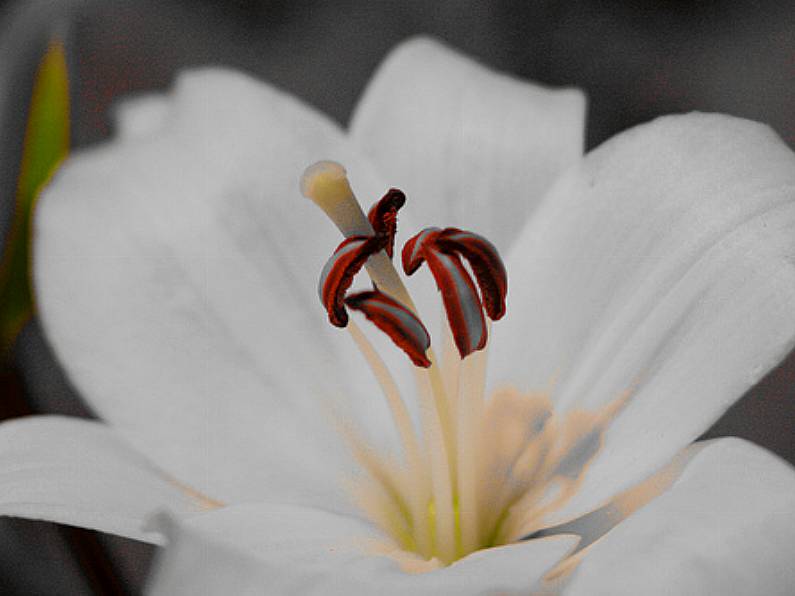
[301,160,414,308]
[300,161,372,238]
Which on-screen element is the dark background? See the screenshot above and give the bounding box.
[1,0,794,593]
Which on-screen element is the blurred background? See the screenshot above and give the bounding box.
[0,0,793,593]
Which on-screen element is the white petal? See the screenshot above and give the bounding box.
[0,416,206,542]
[34,68,395,506]
[112,93,172,141]
[349,37,586,251]
[147,502,575,595]
[564,438,795,595]
[490,113,795,523]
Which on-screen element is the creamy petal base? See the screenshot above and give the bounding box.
[147,503,575,596]
[564,438,795,595]
[491,112,795,525]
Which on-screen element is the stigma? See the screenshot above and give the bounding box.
[300,161,372,237]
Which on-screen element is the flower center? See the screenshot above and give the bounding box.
[300,162,623,566]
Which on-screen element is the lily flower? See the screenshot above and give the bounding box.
[3,37,795,594]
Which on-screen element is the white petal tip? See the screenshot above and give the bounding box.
[112,94,172,140]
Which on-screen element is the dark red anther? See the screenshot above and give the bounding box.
[435,228,507,320]
[401,227,441,275]
[401,227,508,359]
[317,187,431,368]
[345,290,432,368]
[319,235,387,327]
[367,188,406,259]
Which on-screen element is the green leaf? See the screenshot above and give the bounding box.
[0,39,70,353]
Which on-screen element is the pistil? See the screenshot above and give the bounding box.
[300,161,411,308]
[302,161,457,559]
[301,161,510,565]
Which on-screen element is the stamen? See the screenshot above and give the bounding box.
[413,367,457,563]
[439,317,462,435]
[319,235,386,327]
[455,339,489,556]
[339,424,414,546]
[367,188,406,259]
[346,319,432,556]
[402,227,441,275]
[345,290,432,368]
[402,229,484,358]
[435,229,507,321]
[402,227,508,358]
[300,160,634,568]
[303,162,513,565]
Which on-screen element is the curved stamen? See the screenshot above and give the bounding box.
[368,188,406,259]
[436,228,507,321]
[425,250,488,358]
[345,290,432,368]
[402,227,507,358]
[319,235,386,327]
[401,226,441,275]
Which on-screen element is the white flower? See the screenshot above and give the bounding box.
[3,37,795,595]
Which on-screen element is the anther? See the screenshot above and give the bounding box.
[402,227,508,359]
[319,235,387,327]
[435,229,507,320]
[303,162,413,305]
[368,188,406,259]
[345,290,432,368]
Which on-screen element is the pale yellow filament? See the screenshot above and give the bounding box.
[440,317,462,418]
[346,320,432,556]
[455,340,489,556]
[414,367,456,562]
[371,276,458,560]
[339,424,409,530]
